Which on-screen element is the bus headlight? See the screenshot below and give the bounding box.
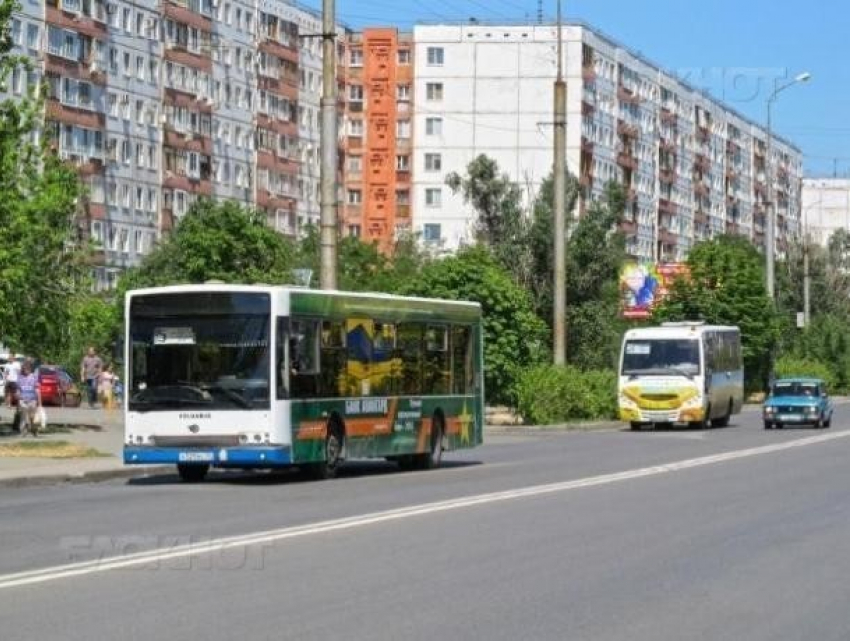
[618,395,637,408]
[682,395,703,408]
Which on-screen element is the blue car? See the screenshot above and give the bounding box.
[763,378,833,429]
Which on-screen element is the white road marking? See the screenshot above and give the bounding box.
[2,429,850,591]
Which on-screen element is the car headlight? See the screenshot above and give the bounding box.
[806,406,820,415]
[764,406,776,415]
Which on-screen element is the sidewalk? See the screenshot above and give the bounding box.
[0,406,167,487]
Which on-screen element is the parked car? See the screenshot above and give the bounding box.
[37,366,82,407]
[763,378,833,429]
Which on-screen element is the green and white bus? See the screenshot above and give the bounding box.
[123,284,484,482]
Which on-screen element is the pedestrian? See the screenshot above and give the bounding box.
[80,346,103,409]
[98,364,118,411]
[4,357,21,408]
[16,359,41,437]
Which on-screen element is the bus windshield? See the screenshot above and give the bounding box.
[622,339,700,377]
[128,292,271,411]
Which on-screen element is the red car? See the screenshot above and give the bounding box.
[37,366,82,407]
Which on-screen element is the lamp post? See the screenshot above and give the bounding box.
[765,71,811,299]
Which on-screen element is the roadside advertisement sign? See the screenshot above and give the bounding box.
[620,262,689,319]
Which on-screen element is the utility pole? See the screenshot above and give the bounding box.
[553,0,567,365]
[319,0,338,290]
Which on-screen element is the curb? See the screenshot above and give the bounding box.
[0,465,174,489]
[486,420,622,434]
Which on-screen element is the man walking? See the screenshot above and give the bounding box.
[80,346,103,409]
[17,359,41,436]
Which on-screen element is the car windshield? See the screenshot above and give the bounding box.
[621,339,700,377]
[771,382,820,398]
[128,292,271,412]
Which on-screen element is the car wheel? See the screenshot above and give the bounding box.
[825,415,832,428]
[764,421,772,430]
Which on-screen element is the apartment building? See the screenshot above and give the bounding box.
[340,28,413,251]
[412,24,803,262]
[801,179,850,247]
[4,0,333,290]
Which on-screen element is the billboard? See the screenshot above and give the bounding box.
[620,262,689,319]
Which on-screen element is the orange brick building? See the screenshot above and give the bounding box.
[341,29,413,253]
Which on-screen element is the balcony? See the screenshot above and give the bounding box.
[616,152,638,171]
[660,107,677,125]
[694,153,711,173]
[660,138,676,153]
[618,219,638,237]
[694,182,710,198]
[617,85,640,105]
[726,221,741,235]
[581,137,594,154]
[659,168,676,185]
[658,198,677,215]
[579,173,593,188]
[617,119,639,139]
[659,228,679,246]
[582,63,596,83]
[582,100,595,116]
[696,125,711,143]
[693,210,708,226]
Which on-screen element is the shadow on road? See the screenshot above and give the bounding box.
[126,459,482,487]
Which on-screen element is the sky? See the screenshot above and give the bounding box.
[301,0,850,178]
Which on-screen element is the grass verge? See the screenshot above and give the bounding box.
[0,441,109,459]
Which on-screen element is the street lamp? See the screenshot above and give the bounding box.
[766,71,811,299]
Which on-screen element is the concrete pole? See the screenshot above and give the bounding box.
[319,0,338,290]
[803,238,810,327]
[765,98,775,299]
[553,0,567,365]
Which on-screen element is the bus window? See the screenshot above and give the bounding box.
[290,319,320,397]
[451,326,472,394]
[425,325,449,394]
[276,317,287,399]
[319,321,346,398]
[397,323,423,395]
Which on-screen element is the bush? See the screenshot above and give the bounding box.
[515,365,617,425]
[774,356,837,392]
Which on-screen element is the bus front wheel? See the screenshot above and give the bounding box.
[177,464,209,483]
[412,415,444,470]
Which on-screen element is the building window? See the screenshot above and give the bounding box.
[397,84,411,101]
[425,153,442,172]
[396,120,411,139]
[425,188,442,208]
[26,24,39,50]
[423,223,441,242]
[396,155,410,171]
[397,49,410,64]
[426,82,443,101]
[347,189,362,205]
[425,117,443,136]
[348,84,363,102]
[347,155,362,172]
[349,48,363,67]
[426,47,444,66]
[348,225,361,237]
[396,189,410,205]
[349,119,364,137]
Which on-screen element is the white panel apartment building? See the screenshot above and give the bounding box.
[3,0,332,290]
[801,179,850,247]
[413,24,803,262]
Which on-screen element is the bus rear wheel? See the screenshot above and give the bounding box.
[412,415,444,470]
[177,464,209,483]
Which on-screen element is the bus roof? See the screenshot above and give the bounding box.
[126,283,482,323]
[624,324,739,340]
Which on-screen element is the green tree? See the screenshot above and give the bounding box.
[120,199,297,291]
[399,246,549,405]
[445,155,529,285]
[0,0,86,358]
[56,295,121,373]
[655,235,779,391]
[527,169,580,321]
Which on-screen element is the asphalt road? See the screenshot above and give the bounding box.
[2,404,850,640]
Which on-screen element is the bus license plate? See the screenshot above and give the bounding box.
[178,452,214,462]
